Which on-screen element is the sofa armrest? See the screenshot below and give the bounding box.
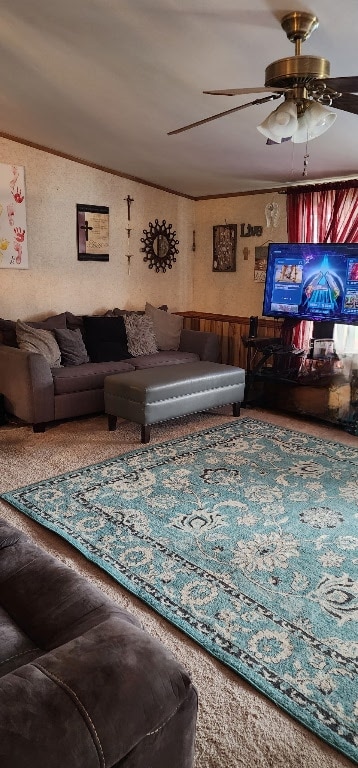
[0,521,141,649]
[0,345,55,425]
[0,617,197,768]
[179,328,220,362]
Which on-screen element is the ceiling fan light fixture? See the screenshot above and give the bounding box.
[291,101,337,143]
[257,100,298,142]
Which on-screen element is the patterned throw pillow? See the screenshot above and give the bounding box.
[124,313,158,357]
[16,320,62,368]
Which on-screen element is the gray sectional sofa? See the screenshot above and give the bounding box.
[0,309,220,431]
[0,518,197,767]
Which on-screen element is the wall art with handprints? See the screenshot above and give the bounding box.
[0,164,28,269]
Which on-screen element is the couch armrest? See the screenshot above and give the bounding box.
[0,345,55,425]
[0,617,197,768]
[179,328,220,362]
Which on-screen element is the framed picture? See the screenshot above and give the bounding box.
[0,163,29,269]
[77,204,109,261]
[254,245,269,282]
[213,224,237,272]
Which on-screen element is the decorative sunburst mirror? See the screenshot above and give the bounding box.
[141,219,179,273]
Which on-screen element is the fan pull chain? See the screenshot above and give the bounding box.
[303,138,309,177]
[290,141,295,177]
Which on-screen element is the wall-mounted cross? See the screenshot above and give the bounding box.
[80,220,93,241]
[124,195,134,221]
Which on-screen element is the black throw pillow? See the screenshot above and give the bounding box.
[83,315,132,362]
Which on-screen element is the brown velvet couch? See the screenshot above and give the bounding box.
[0,518,198,768]
[0,310,220,432]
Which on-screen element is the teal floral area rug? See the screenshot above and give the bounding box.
[2,418,358,762]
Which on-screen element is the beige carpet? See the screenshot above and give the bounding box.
[0,407,356,768]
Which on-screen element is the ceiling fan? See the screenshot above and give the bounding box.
[168,11,358,144]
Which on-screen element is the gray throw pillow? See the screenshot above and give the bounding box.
[54,328,89,366]
[145,302,183,351]
[124,314,158,357]
[16,320,62,368]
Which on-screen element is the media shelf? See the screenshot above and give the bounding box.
[242,336,305,404]
[242,335,356,430]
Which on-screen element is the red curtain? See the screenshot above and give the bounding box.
[286,181,358,348]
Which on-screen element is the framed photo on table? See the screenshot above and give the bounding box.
[77,204,109,261]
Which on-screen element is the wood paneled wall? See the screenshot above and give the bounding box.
[177,312,282,369]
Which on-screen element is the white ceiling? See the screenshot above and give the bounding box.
[1,0,357,197]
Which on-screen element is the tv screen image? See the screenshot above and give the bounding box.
[263,243,358,325]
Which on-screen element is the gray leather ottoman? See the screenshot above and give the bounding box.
[104,361,245,442]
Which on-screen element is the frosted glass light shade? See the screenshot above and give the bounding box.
[257,100,298,142]
[291,101,337,143]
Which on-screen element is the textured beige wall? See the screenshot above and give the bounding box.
[0,137,194,320]
[194,194,287,317]
[0,136,288,321]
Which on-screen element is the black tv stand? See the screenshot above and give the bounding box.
[242,335,356,431]
[242,336,304,405]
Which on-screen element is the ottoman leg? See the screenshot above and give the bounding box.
[141,424,151,443]
[233,402,241,417]
[108,414,117,431]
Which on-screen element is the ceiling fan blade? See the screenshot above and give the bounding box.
[168,94,282,135]
[320,76,358,93]
[330,91,358,115]
[203,87,287,96]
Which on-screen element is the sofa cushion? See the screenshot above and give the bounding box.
[0,519,197,768]
[145,302,183,351]
[83,315,131,362]
[0,314,67,348]
[108,305,168,316]
[65,311,85,336]
[0,606,41,678]
[106,308,144,317]
[124,313,158,356]
[28,313,67,331]
[0,318,17,347]
[130,351,199,369]
[52,360,135,395]
[16,321,62,368]
[54,328,90,366]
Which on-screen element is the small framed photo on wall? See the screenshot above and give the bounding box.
[254,245,269,282]
[77,204,109,261]
[213,224,237,272]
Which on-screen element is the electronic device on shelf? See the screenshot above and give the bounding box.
[263,242,358,325]
[243,335,283,350]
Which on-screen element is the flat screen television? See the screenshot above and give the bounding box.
[262,242,358,325]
